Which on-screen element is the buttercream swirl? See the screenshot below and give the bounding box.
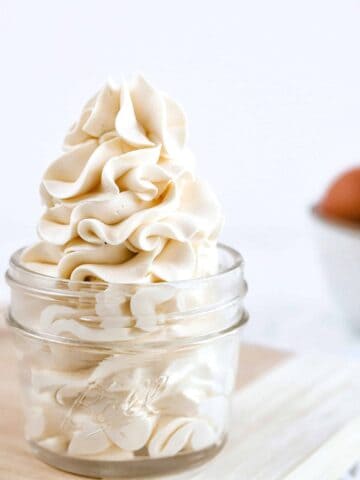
[22,75,222,283]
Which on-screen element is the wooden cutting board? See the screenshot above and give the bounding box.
[0,328,359,480]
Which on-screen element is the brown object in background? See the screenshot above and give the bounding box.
[318,167,360,222]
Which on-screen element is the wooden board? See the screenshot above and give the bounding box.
[207,353,360,480]
[0,328,359,479]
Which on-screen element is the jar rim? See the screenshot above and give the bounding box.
[6,243,244,294]
[6,243,247,347]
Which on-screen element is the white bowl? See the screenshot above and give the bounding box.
[311,207,360,330]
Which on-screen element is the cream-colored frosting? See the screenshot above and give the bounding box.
[18,75,235,462]
[22,75,222,283]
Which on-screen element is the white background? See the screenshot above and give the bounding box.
[1,0,360,355]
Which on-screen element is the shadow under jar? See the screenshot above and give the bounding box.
[6,244,248,479]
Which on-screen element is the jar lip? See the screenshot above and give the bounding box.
[7,243,244,293]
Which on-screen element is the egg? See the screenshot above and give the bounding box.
[318,167,360,222]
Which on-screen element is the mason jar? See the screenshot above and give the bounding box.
[6,243,247,478]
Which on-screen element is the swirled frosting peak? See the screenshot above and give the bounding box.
[22,75,223,283]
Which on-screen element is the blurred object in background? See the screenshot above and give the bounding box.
[318,167,360,222]
[312,167,360,331]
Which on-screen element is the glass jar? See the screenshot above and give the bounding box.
[6,243,247,479]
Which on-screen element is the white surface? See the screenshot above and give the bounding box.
[1,0,360,356]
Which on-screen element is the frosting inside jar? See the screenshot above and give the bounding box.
[16,76,241,464]
[22,75,222,283]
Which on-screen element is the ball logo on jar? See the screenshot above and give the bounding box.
[61,375,169,436]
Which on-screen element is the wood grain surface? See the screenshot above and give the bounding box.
[0,329,290,480]
[1,327,359,480]
[208,352,360,480]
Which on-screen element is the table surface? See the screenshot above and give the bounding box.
[1,329,359,480]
